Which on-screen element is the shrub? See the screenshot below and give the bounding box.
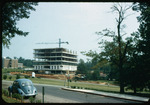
[36,99,41,103]
[29,97,35,103]
[71,86,76,89]
[2,89,9,97]
[24,75,30,79]
[16,74,20,79]
[9,76,12,80]
[3,75,7,80]
[84,87,87,89]
[12,93,22,100]
[37,77,41,79]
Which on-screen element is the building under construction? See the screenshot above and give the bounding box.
[33,48,77,74]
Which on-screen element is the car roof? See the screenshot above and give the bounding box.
[15,79,32,83]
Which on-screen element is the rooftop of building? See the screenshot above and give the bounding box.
[34,47,77,55]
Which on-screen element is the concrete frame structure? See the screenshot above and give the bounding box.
[33,48,77,74]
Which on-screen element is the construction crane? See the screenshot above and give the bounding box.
[36,38,69,48]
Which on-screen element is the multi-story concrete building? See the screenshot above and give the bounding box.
[33,48,77,74]
[3,58,18,69]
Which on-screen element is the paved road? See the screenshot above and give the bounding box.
[2,80,139,103]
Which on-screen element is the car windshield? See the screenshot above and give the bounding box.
[21,81,32,86]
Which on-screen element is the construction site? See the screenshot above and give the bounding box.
[33,38,78,74]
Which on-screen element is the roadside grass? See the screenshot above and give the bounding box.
[2,74,150,98]
[70,82,120,93]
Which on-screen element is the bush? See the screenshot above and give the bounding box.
[29,97,35,103]
[37,77,41,79]
[16,74,20,79]
[9,76,12,80]
[2,89,9,97]
[71,86,76,89]
[12,93,22,100]
[3,75,7,80]
[36,99,41,103]
[24,75,30,79]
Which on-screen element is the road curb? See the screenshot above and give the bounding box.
[61,87,149,103]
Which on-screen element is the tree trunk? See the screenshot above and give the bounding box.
[118,21,125,93]
[134,86,137,94]
[119,61,125,93]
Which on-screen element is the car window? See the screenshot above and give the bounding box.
[21,81,32,86]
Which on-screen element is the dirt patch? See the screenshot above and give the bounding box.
[10,72,74,80]
[10,72,108,85]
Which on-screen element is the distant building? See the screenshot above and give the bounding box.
[3,58,18,69]
[18,63,23,69]
[33,48,78,74]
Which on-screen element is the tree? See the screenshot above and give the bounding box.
[83,3,133,93]
[120,2,150,94]
[92,70,100,80]
[2,2,38,48]
[126,2,150,93]
[18,57,33,67]
[110,3,133,93]
[77,59,87,74]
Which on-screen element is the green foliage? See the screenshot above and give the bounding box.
[24,75,30,79]
[2,68,24,73]
[92,70,100,80]
[29,97,35,103]
[3,75,7,80]
[2,89,9,97]
[12,93,22,100]
[9,76,12,80]
[36,99,41,103]
[37,76,41,79]
[2,95,21,103]
[77,59,87,74]
[16,74,20,79]
[124,2,150,94]
[77,86,80,89]
[18,57,33,67]
[2,2,38,48]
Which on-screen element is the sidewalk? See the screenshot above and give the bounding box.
[61,87,149,103]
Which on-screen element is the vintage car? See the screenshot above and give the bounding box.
[8,79,37,97]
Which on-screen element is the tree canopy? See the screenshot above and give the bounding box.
[81,2,150,93]
[2,2,38,48]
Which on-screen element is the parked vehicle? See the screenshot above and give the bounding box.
[8,79,37,97]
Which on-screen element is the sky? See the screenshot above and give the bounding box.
[3,2,140,62]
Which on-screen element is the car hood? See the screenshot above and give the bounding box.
[21,86,34,94]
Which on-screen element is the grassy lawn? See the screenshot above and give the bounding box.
[2,73,150,98]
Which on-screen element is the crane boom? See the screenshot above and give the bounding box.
[36,38,69,48]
